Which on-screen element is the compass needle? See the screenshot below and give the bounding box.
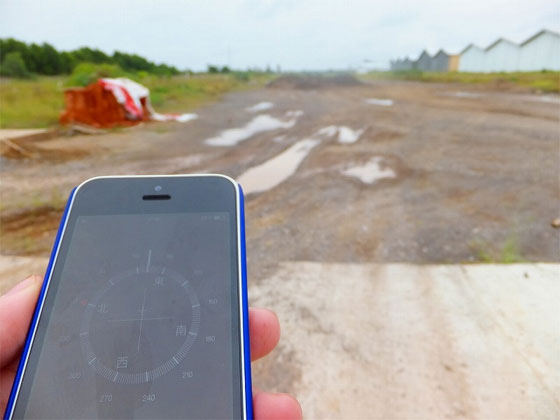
[146,249,152,272]
[137,287,148,354]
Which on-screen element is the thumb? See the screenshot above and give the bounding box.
[0,276,42,367]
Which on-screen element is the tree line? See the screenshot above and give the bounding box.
[0,38,181,78]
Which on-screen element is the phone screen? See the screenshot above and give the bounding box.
[11,177,244,419]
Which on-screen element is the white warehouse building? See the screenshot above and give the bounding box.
[518,29,560,71]
[458,44,486,72]
[485,39,520,72]
[458,29,560,72]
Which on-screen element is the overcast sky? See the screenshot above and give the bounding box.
[1,0,558,71]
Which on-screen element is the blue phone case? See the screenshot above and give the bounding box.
[4,182,253,419]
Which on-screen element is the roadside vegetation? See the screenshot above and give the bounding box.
[0,38,275,128]
[0,71,273,128]
[363,70,560,93]
[0,39,275,128]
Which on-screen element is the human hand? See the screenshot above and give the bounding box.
[0,276,302,420]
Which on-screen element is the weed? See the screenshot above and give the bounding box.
[469,235,526,263]
[362,71,560,93]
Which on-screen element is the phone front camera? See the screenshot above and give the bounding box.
[154,185,163,192]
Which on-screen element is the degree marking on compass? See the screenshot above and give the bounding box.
[113,372,118,382]
[80,331,88,336]
[87,303,95,307]
[146,249,152,272]
[161,267,166,275]
[192,304,200,308]
[172,357,178,364]
[182,280,189,287]
[109,279,114,286]
[136,267,140,274]
[88,357,96,365]
[189,332,197,336]
[145,372,149,382]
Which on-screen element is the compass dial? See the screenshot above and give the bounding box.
[80,264,200,385]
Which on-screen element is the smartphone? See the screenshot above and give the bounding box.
[4,175,252,419]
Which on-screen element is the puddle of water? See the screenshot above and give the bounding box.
[246,102,274,112]
[523,95,560,104]
[151,113,198,122]
[205,112,302,146]
[237,138,320,194]
[454,91,482,98]
[337,126,364,144]
[366,98,393,106]
[342,157,396,184]
[285,110,304,118]
[316,125,364,143]
[316,126,338,137]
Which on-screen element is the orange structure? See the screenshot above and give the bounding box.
[59,82,149,128]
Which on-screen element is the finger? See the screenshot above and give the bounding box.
[0,276,42,367]
[249,308,280,361]
[253,389,303,420]
[5,275,41,296]
[0,357,20,410]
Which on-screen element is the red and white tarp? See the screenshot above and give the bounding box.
[99,78,197,123]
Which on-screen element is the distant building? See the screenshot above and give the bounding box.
[393,28,560,73]
[458,44,485,72]
[415,51,432,71]
[402,58,414,70]
[518,29,560,71]
[484,38,519,72]
[459,29,559,72]
[431,50,460,72]
[390,57,414,71]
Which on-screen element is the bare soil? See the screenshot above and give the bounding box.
[3,77,557,269]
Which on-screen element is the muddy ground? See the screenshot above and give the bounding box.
[1,77,558,268]
[1,76,559,418]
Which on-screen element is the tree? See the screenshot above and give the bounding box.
[59,51,77,74]
[0,52,30,78]
[0,37,184,76]
[40,43,63,75]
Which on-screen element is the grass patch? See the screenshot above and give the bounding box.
[142,73,273,113]
[469,235,526,263]
[0,76,65,128]
[0,72,274,128]
[362,70,560,93]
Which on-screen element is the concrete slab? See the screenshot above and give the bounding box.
[251,262,560,419]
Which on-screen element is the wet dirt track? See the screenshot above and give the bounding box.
[1,76,559,419]
[1,77,558,266]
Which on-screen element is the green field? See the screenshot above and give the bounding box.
[0,73,273,128]
[362,70,560,93]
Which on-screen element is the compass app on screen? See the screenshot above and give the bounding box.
[21,212,238,419]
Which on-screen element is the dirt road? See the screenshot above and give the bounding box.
[1,77,558,268]
[1,76,559,418]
